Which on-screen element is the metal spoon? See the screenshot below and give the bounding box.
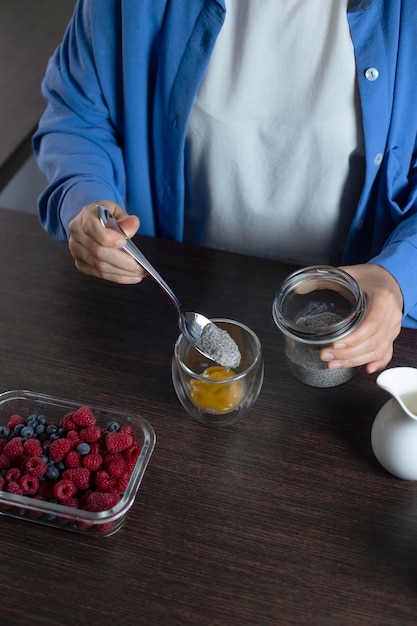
[96,205,240,367]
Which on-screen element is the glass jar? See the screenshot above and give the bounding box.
[272,266,366,387]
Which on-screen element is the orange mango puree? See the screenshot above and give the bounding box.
[190,366,244,413]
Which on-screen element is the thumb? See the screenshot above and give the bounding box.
[117,215,140,239]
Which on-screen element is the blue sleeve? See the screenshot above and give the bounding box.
[370,214,417,329]
[32,0,126,242]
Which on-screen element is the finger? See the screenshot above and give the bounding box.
[72,237,146,280]
[321,323,393,372]
[117,215,140,239]
[75,257,143,284]
[325,345,392,372]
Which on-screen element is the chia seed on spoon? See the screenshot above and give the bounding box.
[200,323,241,370]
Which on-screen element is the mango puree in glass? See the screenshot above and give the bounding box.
[190,366,244,413]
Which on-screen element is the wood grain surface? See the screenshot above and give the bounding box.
[1,207,416,626]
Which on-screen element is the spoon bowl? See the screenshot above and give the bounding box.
[96,205,240,368]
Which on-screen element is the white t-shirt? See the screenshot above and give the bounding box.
[184,0,365,264]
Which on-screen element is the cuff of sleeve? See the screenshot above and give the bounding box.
[370,240,417,323]
[38,179,125,242]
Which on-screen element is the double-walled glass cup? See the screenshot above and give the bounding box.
[272,266,366,387]
[172,319,264,427]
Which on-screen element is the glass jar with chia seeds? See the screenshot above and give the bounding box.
[272,266,367,387]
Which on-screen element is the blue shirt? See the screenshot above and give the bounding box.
[33,0,417,326]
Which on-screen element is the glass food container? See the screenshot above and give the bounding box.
[0,390,155,536]
[272,266,366,387]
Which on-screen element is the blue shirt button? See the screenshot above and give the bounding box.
[365,67,379,81]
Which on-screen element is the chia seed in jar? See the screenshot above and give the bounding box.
[272,266,367,387]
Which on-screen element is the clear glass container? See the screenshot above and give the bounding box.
[0,390,155,536]
[172,319,264,427]
[272,266,366,387]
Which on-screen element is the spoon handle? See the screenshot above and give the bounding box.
[96,205,182,312]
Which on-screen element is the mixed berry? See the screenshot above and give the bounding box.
[0,406,143,533]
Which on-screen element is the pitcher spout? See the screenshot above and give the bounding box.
[377,367,417,421]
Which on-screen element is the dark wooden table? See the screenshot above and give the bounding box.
[0,1,75,189]
[1,207,417,626]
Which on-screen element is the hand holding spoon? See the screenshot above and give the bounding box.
[96,205,241,369]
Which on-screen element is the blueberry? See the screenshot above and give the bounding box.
[35,424,45,435]
[107,421,121,432]
[0,426,10,438]
[56,461,65,472]
[46,424,58,435]
[58,427,67,437]
[20,426,35,439]
[76,442,90,456]
[37,415,47,425]
[49,433,60,441]
[13,424,24,436]
[46,465,60,480]
[27,414,38,425]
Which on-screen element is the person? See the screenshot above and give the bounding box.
[33,0,416,377]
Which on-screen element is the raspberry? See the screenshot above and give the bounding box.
[72,406,96,427]
[66,430,82,448]
[116,473,131,493]
[94,470,116,492]
[23,438,43,457]
[28,495,46,519]
[105,432,133,454]
[64,450,81,468]
[88,441,101,455]
[38,480,55,500]
[97,522,116,533]
[5,467,22,483]
[53,479,77,501]
[6,480,23,495]
[62,467,90,490]
[123,443,142,467]
[7,414,25,430]
[3,437,24,458]
[60,497,80,509]
[61,412,77,431]
[79,425,101,443]
[25,456,47,477]
[106,456,127,479]
[79,490,93,508]
[0,452,11,471]
[82,453,102,471]
[85,491,121,512]
[49,438,72,462]
[0,439,7,452]
[20,474,39,495]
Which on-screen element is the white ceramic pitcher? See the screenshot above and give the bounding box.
[371,367,417,480]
